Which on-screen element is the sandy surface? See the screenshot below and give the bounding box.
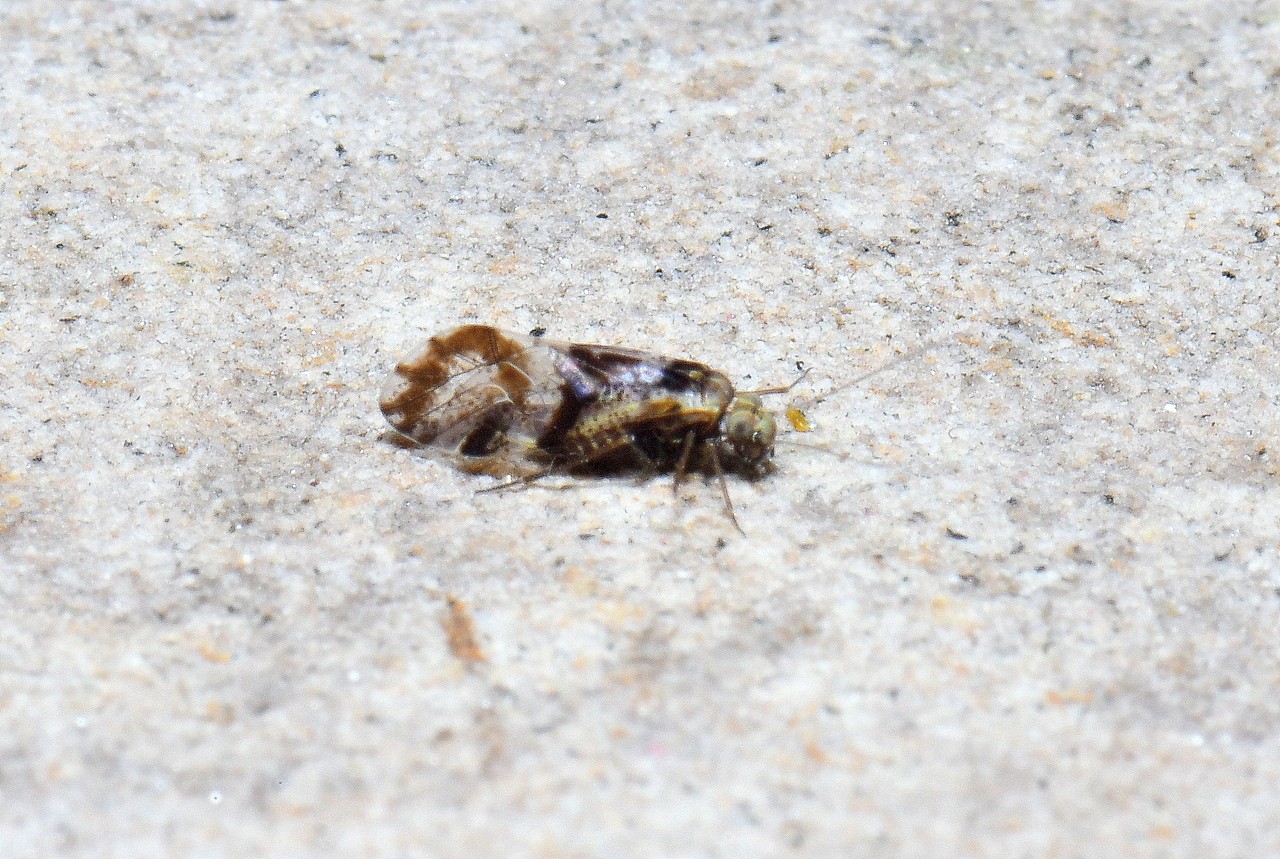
[3,0,1279,855]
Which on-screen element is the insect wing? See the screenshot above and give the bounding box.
[380,325,568,475]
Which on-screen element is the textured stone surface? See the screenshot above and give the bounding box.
[2,0,1278,855]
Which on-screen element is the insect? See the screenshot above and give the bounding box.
[379,324,801,530]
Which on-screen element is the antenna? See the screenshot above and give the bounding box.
[808,340,941,407]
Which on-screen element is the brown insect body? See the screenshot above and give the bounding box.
[380,325,778,487]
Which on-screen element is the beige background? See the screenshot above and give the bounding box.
[2,0,1279,855]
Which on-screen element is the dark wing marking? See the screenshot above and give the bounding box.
[561,346,715,401]
[537,345,734,461]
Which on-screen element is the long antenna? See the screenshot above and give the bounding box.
[808,340,942,407]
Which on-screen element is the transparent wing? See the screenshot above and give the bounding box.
[380,325,571,475]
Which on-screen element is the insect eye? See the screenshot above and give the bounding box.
[724,412,748,441]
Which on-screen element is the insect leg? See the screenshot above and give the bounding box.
[622,438,665,486]
[705,444,744,535]
[740,367,810,396]
[474,463,561,495]
[671,430,697,495]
